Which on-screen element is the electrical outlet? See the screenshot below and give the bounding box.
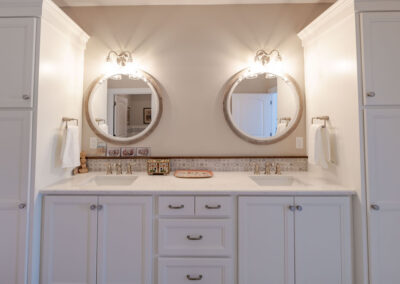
[90,137,97,149]
[296,137,304,149]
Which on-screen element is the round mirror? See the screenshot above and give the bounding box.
[85,71,162,145]
[223,70,302,144]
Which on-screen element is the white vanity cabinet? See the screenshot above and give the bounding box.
[0,110,32,284]
[361,12,400,106]
[41,195,152,284]
[239,196,352,284]
[157,196,234,284]
[0,17,36,108]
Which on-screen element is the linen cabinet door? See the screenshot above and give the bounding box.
[361,12,400,105]
[0,18,36,108]
[97,196,152,284]
[40,196,98,284]
[294,196,352,284]
[238,196,295,284]
[365,109,400,284]
[0,110,32,284]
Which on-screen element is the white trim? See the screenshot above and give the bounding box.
[53,0,335,7]
[298,0,355,46]
[355,0,400,12]
[0,1,42,17]
[42,0,89,49]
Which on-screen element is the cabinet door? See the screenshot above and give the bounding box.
[365,109,400,284]
[41,196,98,284]
[294,197,352,284]
[238,197,295,284]
[0,18,36,108]
[0,110,31,284]
[97,196,152,284]
[361,12,400,105]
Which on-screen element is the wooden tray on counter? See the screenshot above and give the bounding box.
[174,170,213,178]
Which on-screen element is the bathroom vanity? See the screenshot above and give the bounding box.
[39,172,354,284]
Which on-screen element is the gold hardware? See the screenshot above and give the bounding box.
[279,117,291,127]
[62,117,78,128]
[311,116,329,128]
[95,118,106,125]
[147,159,170,175]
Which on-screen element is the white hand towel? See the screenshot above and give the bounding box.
[99,123,108,134]
[309,124,331,169]
[276,122,287,135]
[61,125,80,168]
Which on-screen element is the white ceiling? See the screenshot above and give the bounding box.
[54,0,335,7]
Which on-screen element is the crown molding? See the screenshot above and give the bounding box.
[53,0,335,7]
[298,0,354,46]
[42,0,89,49]
[0,0,42,17]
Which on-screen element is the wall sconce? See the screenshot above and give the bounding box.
[246,49,284,78]
[104,50,142,80]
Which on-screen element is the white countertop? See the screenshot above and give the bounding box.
[40,171,355,196]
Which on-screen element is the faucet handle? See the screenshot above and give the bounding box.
[126,163,133,175]
[275,163,282,175]
[265,162,272,175]
[254,163,260,175]
[106,163,113,175]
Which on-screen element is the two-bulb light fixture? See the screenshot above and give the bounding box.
[104,50,142,80]
[245,49,284,79]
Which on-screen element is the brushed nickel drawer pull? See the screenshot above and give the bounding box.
[186,274,203,281]
[168,204,184,209]
[187,235,203,240]
[205,204,221,209]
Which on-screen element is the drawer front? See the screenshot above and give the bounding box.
[195,196,233,217]
[158,258,233,284]
[158,219,233,256]
[159,196,195,216]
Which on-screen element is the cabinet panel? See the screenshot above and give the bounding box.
[41,196,98,284]
[361,12,400,105]
[294,196,352,284]
[238,196,295,284]
[0,202,27,284]
[97,196,152,284]
[158,258,233,284]
[0,18,36,108]
[0,110,31,201]
[365,109,400,283]
[158,219,233,257]
[0,110,31,284]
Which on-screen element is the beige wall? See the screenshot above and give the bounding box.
[62,4,329,156]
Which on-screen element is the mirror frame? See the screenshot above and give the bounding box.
[223,69,303,145]
[85,70,163,145]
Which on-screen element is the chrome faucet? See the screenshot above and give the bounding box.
[265,162,272,175]
[126,163,133,175]
[115,163,123,175]
[275,163,282,175]
[106,163,113,175]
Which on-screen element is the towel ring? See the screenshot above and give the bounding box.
[311,116,329,128]
[62,117,79,128]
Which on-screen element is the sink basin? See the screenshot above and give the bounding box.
[82,175,138,187]
[250,175,294,186]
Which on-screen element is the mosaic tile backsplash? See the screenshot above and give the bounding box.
[87,158,308,172]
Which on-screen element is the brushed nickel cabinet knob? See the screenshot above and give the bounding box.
[18,203,26,209]
[296,205,303,211]
[288,205,296,212]
[367,92,376,97]
[90,204,97,210]
[371,204,380,211]
[22,94,31,100]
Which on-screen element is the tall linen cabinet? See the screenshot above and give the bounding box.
[0,1,89,283]
[299,0,400,283]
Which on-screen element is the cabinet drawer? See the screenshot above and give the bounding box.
[159,196,195,216]
[158,219,233,256]
[195,196,232,217]
[158,258,233,284]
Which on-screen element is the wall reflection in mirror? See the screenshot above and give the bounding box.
[90,74,158,138]
[229,73,297,138]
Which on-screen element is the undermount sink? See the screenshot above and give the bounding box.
[82,175,138,187]
[249,175,294,186]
